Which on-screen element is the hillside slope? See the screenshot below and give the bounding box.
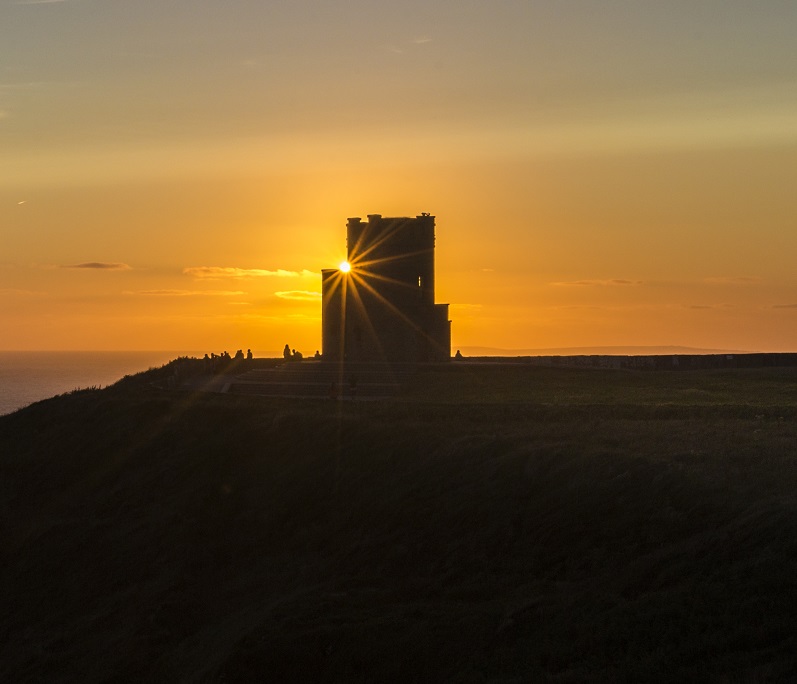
[2,365,797,681]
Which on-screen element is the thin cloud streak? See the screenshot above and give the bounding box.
[685,304,735,310]
[64,262,131,271]
[274,290,322,301]
[184,266,316,279]
[126,289,246,297]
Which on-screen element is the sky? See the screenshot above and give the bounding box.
[2,0,797,353]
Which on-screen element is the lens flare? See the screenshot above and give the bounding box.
[339,261,351,273]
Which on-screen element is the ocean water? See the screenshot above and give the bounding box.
[0,351,189,416]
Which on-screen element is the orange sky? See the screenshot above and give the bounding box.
[2,1,797,353]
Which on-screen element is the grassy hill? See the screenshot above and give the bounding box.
[2,362,797,682]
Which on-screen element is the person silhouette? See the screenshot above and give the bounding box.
[283,344,291,360]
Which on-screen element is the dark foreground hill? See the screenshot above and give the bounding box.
[2,362,797,682]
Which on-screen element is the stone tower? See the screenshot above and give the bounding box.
[321,214,451,363]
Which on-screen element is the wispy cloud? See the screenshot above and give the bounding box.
[773,304,797,309]
[126,289,246,297]
[685,304,735,310]
[65,262,131,271]
[385,36,432,54]
[184,266,315,280]
[551,279,642,287]
[274,290,322,301]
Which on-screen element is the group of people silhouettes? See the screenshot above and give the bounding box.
[283,344,322,361]
[283,344,303,361]
[198,344,329,374]
[202,349,253,373]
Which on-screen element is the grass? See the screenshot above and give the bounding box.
[404,363,797,408]
[1,363,797,681]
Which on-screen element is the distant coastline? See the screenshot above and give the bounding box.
[0,351,190,416]
[458,345,758,357]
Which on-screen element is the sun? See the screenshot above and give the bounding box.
[339,261,351,273]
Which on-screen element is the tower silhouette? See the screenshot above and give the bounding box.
[321,214,451,362]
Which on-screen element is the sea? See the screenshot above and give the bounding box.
[0,351,193,416]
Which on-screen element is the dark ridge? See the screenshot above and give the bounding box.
[2,362,797,681]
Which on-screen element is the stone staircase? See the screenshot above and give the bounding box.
[227,360,418,400]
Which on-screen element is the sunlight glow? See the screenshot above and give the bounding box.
[339,261,351,273]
